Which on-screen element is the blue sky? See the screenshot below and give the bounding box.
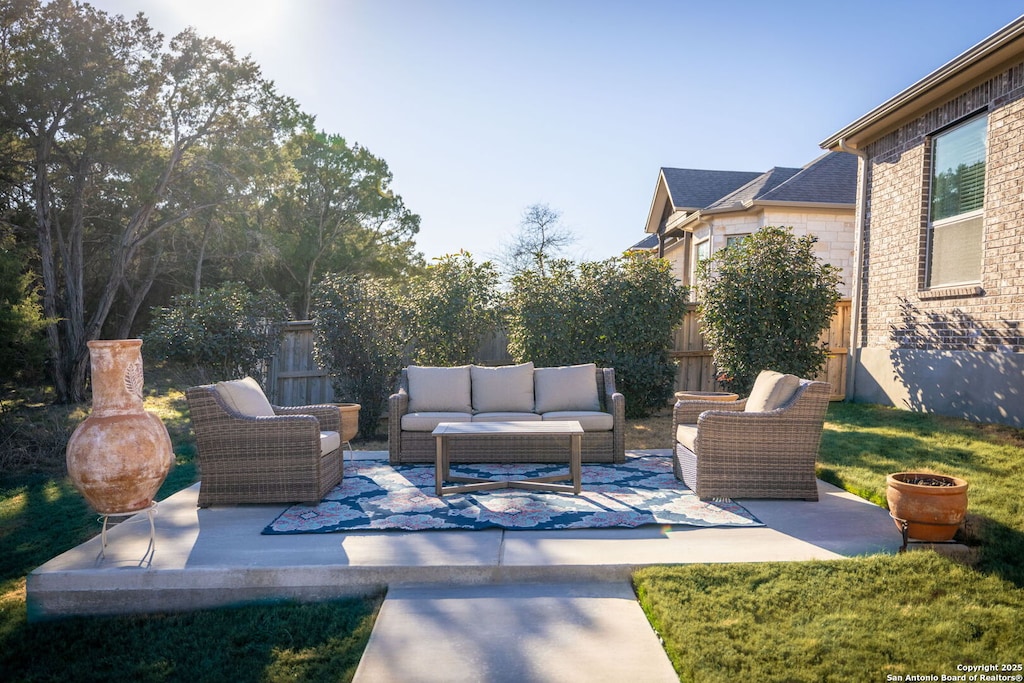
[85,0,1024,262]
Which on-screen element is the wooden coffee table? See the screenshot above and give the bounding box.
[432,421,583,496]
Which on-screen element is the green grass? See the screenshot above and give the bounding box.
[634,401,1024,682]
[635,554,1024,683]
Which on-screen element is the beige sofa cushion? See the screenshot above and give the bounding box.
[471,362,535,412]
[407,365,473,413]
[534,364,600,413]
[216,377,275,417]
[542,411,614,431]
[472,412,542,422]
[401,412,472,432]
[745,371,801,413]
[320,430,341,455]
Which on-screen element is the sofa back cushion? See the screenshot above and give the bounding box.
[471,362,535,412]
[407,365,473,413]
[216,377,275,417]
[745,370,801,413]
[534,363,600,413]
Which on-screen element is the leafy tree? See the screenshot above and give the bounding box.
[407,252,500,366]
[0,227,50,382]
[505,254,687,416]
[143,282,290,385]
[312,275,410,437]
[696,226,842,395]
[261,129,421,319]
[0,0,300,401]
[497,203,575,277]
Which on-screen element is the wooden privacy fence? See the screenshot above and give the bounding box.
[267,321,335,406]
[267,301,851,406]
[671,300,850,400]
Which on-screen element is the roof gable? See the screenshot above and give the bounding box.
[661,168,762,211]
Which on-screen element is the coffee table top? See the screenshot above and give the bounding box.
[432,421,583,436]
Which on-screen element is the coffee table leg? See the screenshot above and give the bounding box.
[435,435,444,496]
[571,433,581,494]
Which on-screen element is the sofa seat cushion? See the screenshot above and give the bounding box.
[216,376,275,417]
[534,363,600,413]
[745,370,800,413]
[407,365,473,413]
[675,424,698,452]
[471,362,535,412]
[401,412,472,432]
[472,412,542,422]
[542,411,614,431]
[320,430,341,455]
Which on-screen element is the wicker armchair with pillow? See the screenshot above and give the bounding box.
[185,377,344,507]
[672,370,831,501]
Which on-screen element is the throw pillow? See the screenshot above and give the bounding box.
[471,362,535,412]
[407,365,473,413]
[534,363,600,413]
[745,370,801,412]
[216,377,275,417]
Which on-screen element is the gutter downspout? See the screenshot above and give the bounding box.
[838,138,869,403]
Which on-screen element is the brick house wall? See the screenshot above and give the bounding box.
[849,57,1024,426]
[860,61,1024,355]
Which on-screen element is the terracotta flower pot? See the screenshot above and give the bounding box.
[66,340,174,514]
[886,472,968,542]
[338,403,360,443]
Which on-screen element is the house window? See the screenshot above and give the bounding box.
[927,113,986,288]
[725,234,750,249]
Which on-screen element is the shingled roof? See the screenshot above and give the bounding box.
[758,151,858,204]
[660,168,762,211]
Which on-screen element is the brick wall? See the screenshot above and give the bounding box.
[861,60,1024,354]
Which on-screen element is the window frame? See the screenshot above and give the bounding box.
[923,112,988,291]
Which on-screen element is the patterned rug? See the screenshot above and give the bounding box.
[263,453,763,534]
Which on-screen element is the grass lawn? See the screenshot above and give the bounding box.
[3,374,1024,682]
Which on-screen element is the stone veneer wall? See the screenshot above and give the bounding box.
[853,59,1024,426]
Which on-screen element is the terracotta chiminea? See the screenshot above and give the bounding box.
[66,339,174,514]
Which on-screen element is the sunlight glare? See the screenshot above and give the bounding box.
[159,0,286,44]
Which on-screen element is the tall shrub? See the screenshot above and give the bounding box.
[696,226,842,395]
[143,282,289,384]
[407,252,499,366]
[312,275,409,437]
[505,254,687,417]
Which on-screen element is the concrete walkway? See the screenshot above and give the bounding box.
[28,450,904,682]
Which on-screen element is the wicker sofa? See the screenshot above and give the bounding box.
[186,377,344,507]
[388,362,626,464]
[672,370,830,501]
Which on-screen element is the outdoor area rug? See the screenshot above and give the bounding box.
[262,453,763,534]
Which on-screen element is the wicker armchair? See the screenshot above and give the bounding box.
[672,373,831,501]
[185,379,344,507]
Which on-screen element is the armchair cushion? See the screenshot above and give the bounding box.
[320,431,341,455]
[407,365,472,413]
[215,377,275,417]
[675,423,698,452]
[534,363,600,413]
[745,371,800,412]
[471,362,535,412]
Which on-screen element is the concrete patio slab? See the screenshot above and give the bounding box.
[27,450,904,620]
[352,582,680,683]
